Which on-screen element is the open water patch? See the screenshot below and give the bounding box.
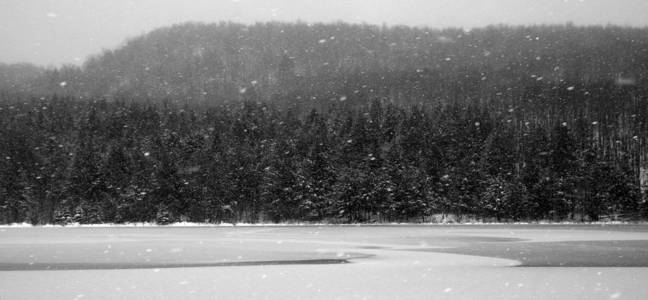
[421,240,648,267]
[0,258,354,271]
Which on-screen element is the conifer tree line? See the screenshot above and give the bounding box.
[0,22,647,224]
[0,92,646,224]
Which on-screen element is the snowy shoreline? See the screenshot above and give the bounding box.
[1,221,646,228]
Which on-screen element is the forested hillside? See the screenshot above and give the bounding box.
[3,22,648,104]
[0,22,647,224]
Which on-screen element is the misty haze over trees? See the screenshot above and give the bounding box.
[0,22,647,224]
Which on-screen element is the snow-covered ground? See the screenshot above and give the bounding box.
[1,225,647,299]
[1,220,644,228]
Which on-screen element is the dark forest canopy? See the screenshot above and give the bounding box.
[0,97,646,224]
[0,22,647,224]
[2,22,648,104]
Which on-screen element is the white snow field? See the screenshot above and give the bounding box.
[1,225,648,299]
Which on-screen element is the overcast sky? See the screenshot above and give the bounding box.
[1,0,647,66]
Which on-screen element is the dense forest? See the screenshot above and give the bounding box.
[3,22,648,103]
[0,22,647,224]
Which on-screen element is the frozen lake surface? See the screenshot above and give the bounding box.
[1,225,648,299]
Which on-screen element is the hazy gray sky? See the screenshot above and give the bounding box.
[1,0,647,66]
